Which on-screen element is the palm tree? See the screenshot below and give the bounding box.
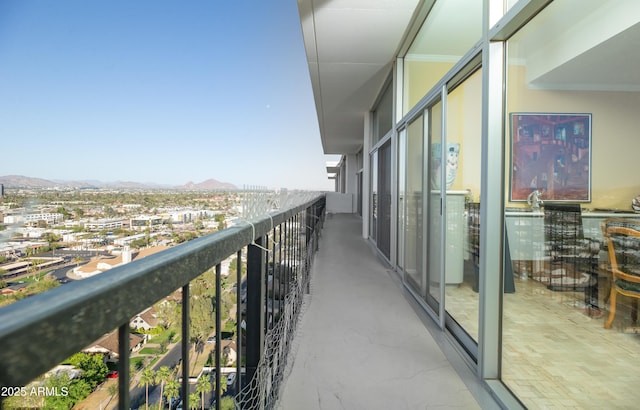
[155,366,172,409]
[138,368,156,410]
[163,379,180,410]
[189,393,200,410]
[196,374,212,410]
[105,383,118,408]
[72,256,82,267]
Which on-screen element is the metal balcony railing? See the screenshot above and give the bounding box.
[0,194,326,410]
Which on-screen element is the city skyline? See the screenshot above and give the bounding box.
[0,1,337,191]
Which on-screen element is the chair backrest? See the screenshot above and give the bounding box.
[601,218,640,283]
[543,203,584,255]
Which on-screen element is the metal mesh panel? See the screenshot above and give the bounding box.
[234,214,320,410]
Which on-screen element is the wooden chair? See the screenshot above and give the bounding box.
[601,218,640,329]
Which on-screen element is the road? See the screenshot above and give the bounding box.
[129,342,183,409]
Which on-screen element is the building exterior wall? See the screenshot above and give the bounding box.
[304,0,640,407]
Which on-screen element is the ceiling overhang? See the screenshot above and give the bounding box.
[297,0,419,155]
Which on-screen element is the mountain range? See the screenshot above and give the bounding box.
[0,175,237,191]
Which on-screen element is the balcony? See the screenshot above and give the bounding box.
[0,195,498,409]
[278,213,499,409]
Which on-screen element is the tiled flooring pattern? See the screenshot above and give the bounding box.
[447,271,640,409]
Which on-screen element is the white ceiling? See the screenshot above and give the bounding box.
[297,0,419,155]
[297,0,640,156]
[510,0,640,92]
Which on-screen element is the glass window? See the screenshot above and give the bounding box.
[377,141,392,259]
[427,101,443,307]
[403,0,482,114]
[398,130,407,270]
[503,1,640,408]
[373,82,393,145]
[404,115,425,296]
[444,68,482,342]
[370,151,378,241]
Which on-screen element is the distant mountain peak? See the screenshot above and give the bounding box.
[177,178,237,190]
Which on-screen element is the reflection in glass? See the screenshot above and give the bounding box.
[428,101,443,306]
[404,116,424,296]
[370,151,378,241]
[503,1,640,407]
[398,129,407,270]
[403,0,482,114]
[377,141,392,259]
[444,69,482,342]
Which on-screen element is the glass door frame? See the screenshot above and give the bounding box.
[396,47,487,354]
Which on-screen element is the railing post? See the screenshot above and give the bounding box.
[284,220,290,300]
[235,250,243,401]
[246,236,266,406]
[117,324,130,410]
[215,263,222,410]
[182,284,190,410]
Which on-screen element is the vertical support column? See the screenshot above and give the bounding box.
[479,0,506,381]
[246,236,266,393]
[363,112,372,239]
[181,284,190,408]
[117,324,130,410]
[214,263,222,410]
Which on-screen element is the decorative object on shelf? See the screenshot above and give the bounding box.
[510,113,592,202]
[527,189,544,210]
[431,142,460,189]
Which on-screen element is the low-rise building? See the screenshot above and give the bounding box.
[130,307,159,331]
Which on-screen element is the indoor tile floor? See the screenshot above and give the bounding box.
[447,269,640,410]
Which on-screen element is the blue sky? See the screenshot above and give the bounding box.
[0,1,336,190]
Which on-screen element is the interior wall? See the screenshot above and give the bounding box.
[446,69,482,198]
[404,61,454,113]
[506,64,640,210]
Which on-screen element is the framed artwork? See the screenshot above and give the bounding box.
[510,113,592,202]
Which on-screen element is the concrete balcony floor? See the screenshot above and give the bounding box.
[278,213,500,409]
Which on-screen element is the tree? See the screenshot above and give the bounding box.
[72,207,85,220]
[155,366,172,409]
[43,232,62,251]
[189,296,214,344]
[57,206,72,220]
[196,374,212,410]
[106,383,119,408]
[219,375,228,396]
[40,373,92,410]
[163,379,180,410]
[138,368,156,410]
[42,373,75,409]
[66,352,108,389]
[155,299,181,329]
[73,256,83,267]
[220,396,236,410]
[189,393,200,410]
